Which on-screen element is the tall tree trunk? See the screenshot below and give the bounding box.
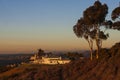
[96,39,99,59]
[87,39,93,60]
[90,47,93,60]
[95,25,100,59]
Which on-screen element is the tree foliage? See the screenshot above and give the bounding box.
[73,1,110,60]
[83,1,108,25]
[111,6,120,30]
[37,49,45,58]
[112,7,120,20]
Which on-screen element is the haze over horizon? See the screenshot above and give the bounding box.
[0,0,120,54]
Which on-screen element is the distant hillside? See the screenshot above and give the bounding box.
[0,42,120,80]
[0,54,33,66]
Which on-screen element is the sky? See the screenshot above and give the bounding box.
[0,0,120,53]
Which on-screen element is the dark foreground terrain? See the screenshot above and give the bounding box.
[0,42,120,80]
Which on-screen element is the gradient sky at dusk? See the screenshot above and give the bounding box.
[0,0,120,53]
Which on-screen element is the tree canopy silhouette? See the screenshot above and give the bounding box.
[112,6,120,30]
[73,18,94,60]
[36,49,45,58]
[73,1,110,60]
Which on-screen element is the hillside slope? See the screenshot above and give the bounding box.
[0,42,120,80]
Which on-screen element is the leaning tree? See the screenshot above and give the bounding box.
[73,1,110,60]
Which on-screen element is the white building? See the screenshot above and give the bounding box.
[30,54,70,65]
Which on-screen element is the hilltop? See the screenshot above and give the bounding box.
[0,42,120,80]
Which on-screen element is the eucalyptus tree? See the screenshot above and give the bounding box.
[73,18,94,60]
[73,1,110,59]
